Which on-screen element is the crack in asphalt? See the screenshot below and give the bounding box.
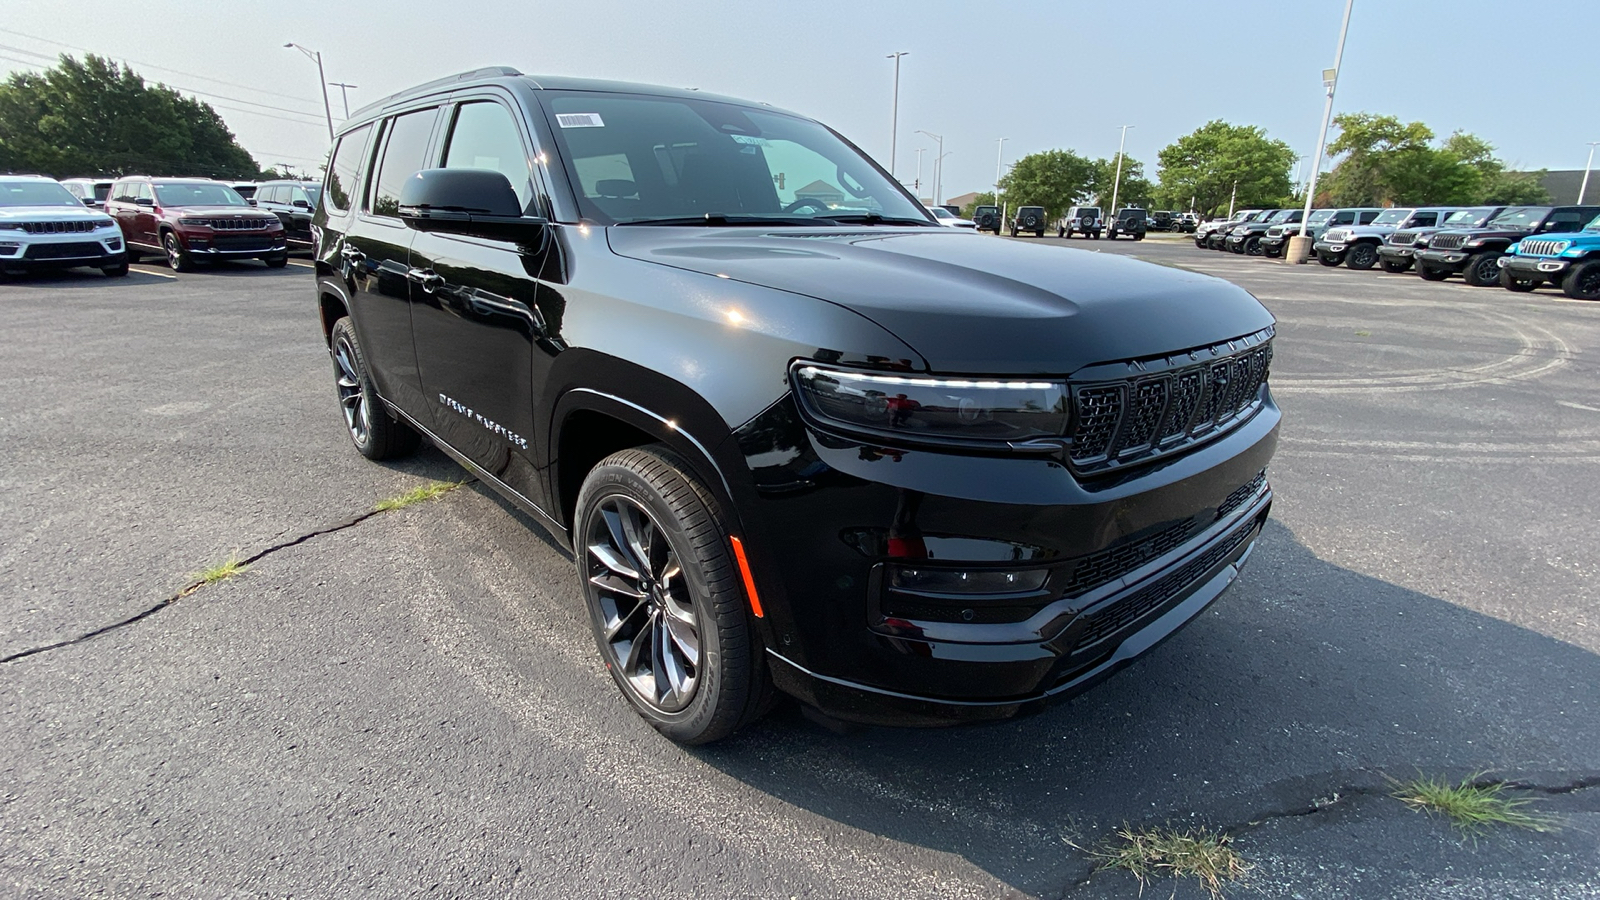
[1,483,475,665]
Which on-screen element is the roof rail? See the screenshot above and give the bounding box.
[350,66,524,121]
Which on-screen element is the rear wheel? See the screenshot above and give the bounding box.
[575,446,775,744]
[1035,229,1044,238]
[1058,226,1066,238]
[1379,258,1411,274]
[328,317,421,460]
[1498,268,1539,293]
[1417,264,1449,281]
[1009,226,1017,237]
[1346,243,1379,270]
[1462,252,1503,286]
[1562,260,1600,300]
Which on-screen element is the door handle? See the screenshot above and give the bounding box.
[407,267,445,292]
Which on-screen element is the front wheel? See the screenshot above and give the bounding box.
[102,261,129,277]
[264,253,289,268]
[1263,243,1282,259]
[1562,260,1600,300]
[1379,258,1411,274]
[328,317,420,460]
[1498,268,1539,293]
[1462,252,1503,286]
[575,446,775,744]
[1317,251,1344,267]
[162,232,194,272]
[1346,243,1379,270]
[1417,264,1449,281]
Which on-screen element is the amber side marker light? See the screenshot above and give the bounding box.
[728,536,765,618]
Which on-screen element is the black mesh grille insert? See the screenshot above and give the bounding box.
[1072,386,1123,460]
[1119,379,1169,452]
[1061,519,1198,598]
[1430,233,1467,250]
[24,241,105,259]
[212,236,274,251]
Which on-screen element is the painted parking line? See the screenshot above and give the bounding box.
[287,260,315,269]
[129,265,176,279]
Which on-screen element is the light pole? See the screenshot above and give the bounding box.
[1291,154,1307,198]
[933,152,952,206]
[1288,0,1354,264]
[284,43,335,142]
[1580,142,1600,204]
[1109,124,1133,213]
[995,137,1008,221]
[913,148,925,200]
[328,81,358,119]
[886,51,909,176]
[1227,181,1238,220]
[916,130,943,204]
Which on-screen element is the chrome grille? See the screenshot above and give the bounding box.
[1518,240,1566,257]
[200,218,273,230]
[1067,329,1274,474]
[19,220,100,234]
[1430,233,1467,250]
[1389,230,1419,245]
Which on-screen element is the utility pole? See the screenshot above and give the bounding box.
[886,52,909,176]
[1288,0,1354,264]
[916,130,943,204]
[284,43,335,142]
[1580,142,1599,204]
[1110,124,1133,213]
[933,152,952,205]
[328,81,358,119]
[995,137,1008,221]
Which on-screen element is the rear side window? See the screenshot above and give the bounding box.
[370,109,439,217]
[1548,209,1588,230]
[443,101,533,210]
[1357,211,1380,225]
[1411,211,1438,227]
[326,123,373,213]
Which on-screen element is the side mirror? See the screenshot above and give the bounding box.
[397,168,546,242]
[247,198,258,206]
[135,197,154,207]
[292,199,311,209]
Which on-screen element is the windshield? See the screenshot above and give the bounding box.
[1266,210,1297,224]
[154,183,248,207]
[1442,207,1497,228]
[1487,207,1551,230]
[0,180,85,208]
[544,91,929,226]
[1371,209,1411,226]
[304,184,322,205]
[1305,209,1335,226]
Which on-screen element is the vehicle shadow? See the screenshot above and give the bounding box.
[692,519,1600,896]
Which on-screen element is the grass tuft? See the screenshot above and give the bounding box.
[374,480,463,512]
[1089,825,1250,898]
[1393,773,1558,837]
[192,554,248,585]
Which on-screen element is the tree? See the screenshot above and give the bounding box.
[1090,153,1154,209]
[1156,121,1295,216]
[997,149,1097,220]
[1319,114,1549,207]
[0,54,260,178]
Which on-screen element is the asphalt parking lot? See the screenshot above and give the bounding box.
[3,242,1598,899]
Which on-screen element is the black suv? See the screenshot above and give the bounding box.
[971,205,1003,234]
[1010,205,1047,237]
[254,179,323,250]
[1106,207,1147,241]
[1227,209,1305,256]
[1415,206,1600,285]
[312,68,1279,743]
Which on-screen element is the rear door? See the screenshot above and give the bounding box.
[131,182,159,247]
[407,96,554,507]
[287,185,317,246]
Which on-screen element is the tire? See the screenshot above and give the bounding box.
[328,317,421,461]
[1562,259,1600,300]
[1009,227,1017,237]
[1462,252,1503,286]
[1346,242,1379,270]
[1092,231,1101,240]
[1263,243,1282,259]
[1317,251,1344,267]
[162,232,194,272]
[102,261,129,277]
[1417,264,1449,281]
[575,445,775,744]
[125,249,140,264]
[264,253,289,268]
[1058,226,1066,238]
[1035,229,1044,238]
[1379,258,1411,274]
[1498,268,1539,293]
[1134,232,1144,242]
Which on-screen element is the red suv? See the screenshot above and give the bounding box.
[105,177,288,271]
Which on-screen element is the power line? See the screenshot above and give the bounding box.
[0,25,323,108]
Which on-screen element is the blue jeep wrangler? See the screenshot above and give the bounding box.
[1498,212,1600,300]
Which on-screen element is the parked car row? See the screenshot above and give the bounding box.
[0,173,326,278]
[1192,203,1600,300]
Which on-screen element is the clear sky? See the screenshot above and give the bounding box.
[1,1,1591,199]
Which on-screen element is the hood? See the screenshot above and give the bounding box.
[164,204,276,217]
[0,206,111,223]
[607,227,1274,374]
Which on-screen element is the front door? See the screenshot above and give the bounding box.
[408,98,554,508]
[132,183,159,248]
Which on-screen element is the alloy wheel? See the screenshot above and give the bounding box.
[164,235,181,268]
[585,495,702,713]
[333,334,370,445]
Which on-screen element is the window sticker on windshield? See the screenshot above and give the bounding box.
[730,135,769,146]
[556,113,604,128]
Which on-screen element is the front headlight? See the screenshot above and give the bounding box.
[0,221,20,230]
[792,364,1068,446]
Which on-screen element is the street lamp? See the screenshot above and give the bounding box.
[1109,124,1133,213]
[328,81,358,119]
[284,43,335,142]
[913,148,925,200]
[933,152,952,206]
[886,51,909,176]
[916,130,943,205]
[995,137,1008,222]
[1288,0,1355,264]
[1580,142,1600,205]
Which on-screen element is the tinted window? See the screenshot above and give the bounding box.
[371,109,439,217]
[1357,211,1380,225]
[1410,211,1438,226]
[94,183,112,202]
[134,183,155,203]
[257,185,278,204]
[1547,209,1591,230]
[326,123,373,213]
[443,101,533,209]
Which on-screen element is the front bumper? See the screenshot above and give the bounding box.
[1313,240,1345,256]
[733,391,1280,726]
[1415,248,1470,272]
[1377,244,1417,261]
[175,229,287,258]
[0,231,126,270]
[1501,255,1570,278]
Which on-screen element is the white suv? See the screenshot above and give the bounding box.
[0,176,128,278]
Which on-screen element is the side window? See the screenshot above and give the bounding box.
[111,182,131,203]
[257,186,277,204]
[370,108,439,218]
[134,183,154,203]
[1358,211,1380,225]
[325,123,373,213]
[291,187,312,207]
[1332,212,1352,225]
[1547,210,1584,231]
[442,101,534,209]
[1411,211,1437,227]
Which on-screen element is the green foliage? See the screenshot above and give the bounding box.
[1156,120,1295,217]
[1321,113,1548,207]
[0,54,260,179]
[1091,153,1154,210]
[960,192,996,218]
[998,149,1097,220]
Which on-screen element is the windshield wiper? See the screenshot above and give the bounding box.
[617,213,837,227]
[824,213,936,227]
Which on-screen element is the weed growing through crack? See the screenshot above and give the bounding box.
[1393,773,1558,838]
[1088,825,1250,898]
[374,480,463,512]
[192,554,247,585]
